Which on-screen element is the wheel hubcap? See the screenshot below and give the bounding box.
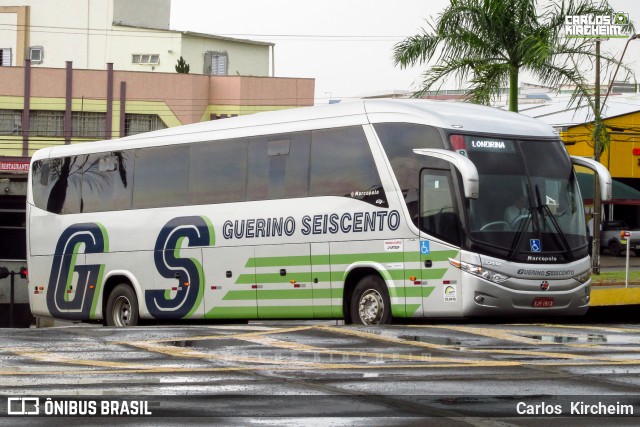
[112,296,131,327]
[358,289,384,325]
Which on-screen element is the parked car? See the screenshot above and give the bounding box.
[601,220,640,256]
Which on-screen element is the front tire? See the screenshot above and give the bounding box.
[105,284,139,327]
[350,275,392,325]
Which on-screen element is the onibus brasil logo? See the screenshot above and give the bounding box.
[564,12,630,38]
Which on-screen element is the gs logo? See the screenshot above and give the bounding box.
[145,216,214,319]
[46,223,108,320]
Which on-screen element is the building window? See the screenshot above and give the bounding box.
[30,111,64,137]
[124,114,167,136]
[132,54,160,65]
[29,46,44,64]
[204,51,228,76]
[210,113,238,120]
[0,48,11,66]
[72,112,106,138]
[0,110,22,135]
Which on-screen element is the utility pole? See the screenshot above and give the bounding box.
[592,40,602,275]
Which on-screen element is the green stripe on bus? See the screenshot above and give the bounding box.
[406,304,421,316]
[236,270,447,286]
[90,264,105,319]
[205,306,257,319]
[244,250,458,268]
[246,255,330,268]
[422,287,435,298]
[235,272,312,285]
[389,286,434,299]
[223,288,336,301]
[407,250,459,262]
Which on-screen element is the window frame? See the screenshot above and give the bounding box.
[29,46,44,64]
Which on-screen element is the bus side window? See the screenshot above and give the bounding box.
[189,138,247,204]
[248,132,310,201]
[133,145,189,209]
[82,151,133,212]
[32,156,84,214]
[310,126,382,198]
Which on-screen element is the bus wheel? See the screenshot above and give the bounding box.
[350,275,391,325]
[105,284,139,327]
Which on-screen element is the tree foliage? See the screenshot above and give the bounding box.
[175,56,190,74]
[393,0,634,112]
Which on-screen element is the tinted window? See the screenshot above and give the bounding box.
[374,123,446,194]
[31,156,84,214]
[247,132,310,201]
[81,151,133,212]
[310,126,381,197]
[133,145,189,209]
[189,139,247,204]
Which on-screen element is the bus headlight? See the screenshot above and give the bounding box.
[572,269,591,284]
[449,258,510,284]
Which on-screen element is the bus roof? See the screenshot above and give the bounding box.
[34,99,558,161]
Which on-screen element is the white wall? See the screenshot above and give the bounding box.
[0,0,113,69]
[0,11,17,64]
[182,35,270,77]
[0,0,270,74]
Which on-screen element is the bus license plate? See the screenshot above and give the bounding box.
[532,297,554,308]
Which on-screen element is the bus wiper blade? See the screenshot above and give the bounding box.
[508,207,532,259]
[535,185,574,261]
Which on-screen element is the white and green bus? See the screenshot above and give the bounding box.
[26,100,611,326]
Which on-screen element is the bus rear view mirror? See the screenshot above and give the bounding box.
[570,156,612,202]
[413,148,479,199]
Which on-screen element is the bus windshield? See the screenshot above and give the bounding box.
[455,134,587,262]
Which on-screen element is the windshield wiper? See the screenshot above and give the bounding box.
[507,206,532,259]
[535,185,574,261]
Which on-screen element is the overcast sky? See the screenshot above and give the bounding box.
[171,0,640,104]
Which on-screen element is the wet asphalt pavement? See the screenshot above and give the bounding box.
[2,318,640,425]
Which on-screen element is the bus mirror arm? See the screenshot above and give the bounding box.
[413,149,479,199]
[570,156,612,201]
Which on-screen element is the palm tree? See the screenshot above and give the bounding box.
[393,0,633,112]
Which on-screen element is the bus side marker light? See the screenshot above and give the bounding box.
[409,276,417,281]
[89,285,95,289]
[184,282,189,287]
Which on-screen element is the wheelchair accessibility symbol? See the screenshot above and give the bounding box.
[420,240,430,255]
[530,239,542,253]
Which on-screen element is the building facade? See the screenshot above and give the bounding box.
[0,0,273,76]
[0,0,314,326]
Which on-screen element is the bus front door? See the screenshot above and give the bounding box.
[419,167,463,317]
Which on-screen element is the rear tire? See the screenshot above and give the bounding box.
[349,275,392,325]
[105,284,139,327]
[609,241,622,257]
